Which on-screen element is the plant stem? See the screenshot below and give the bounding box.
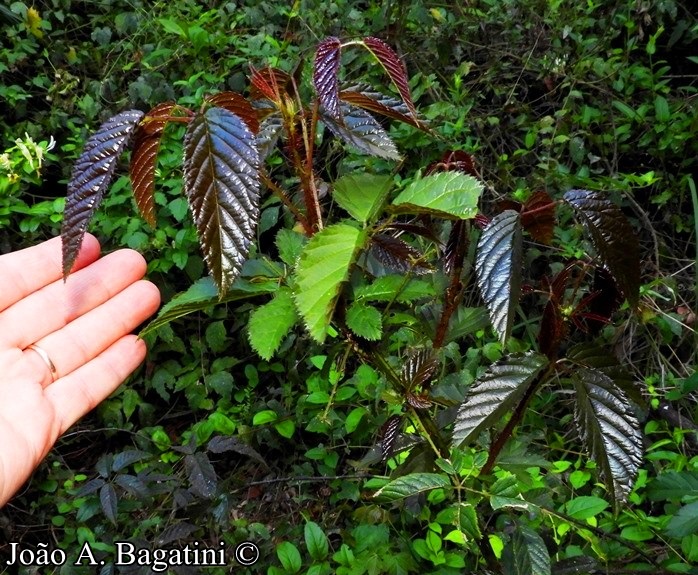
[259,170,311,234]
[434,220,467,348]
[689,175,698,350]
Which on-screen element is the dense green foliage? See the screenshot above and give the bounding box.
[1,1,697,574]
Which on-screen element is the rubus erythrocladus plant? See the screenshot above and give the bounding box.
[61,36,645,520]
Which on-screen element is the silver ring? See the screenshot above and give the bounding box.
[26,344,58,383]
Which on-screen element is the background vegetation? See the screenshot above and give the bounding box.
[1,1,697,574]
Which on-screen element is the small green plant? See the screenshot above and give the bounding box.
[0,132,55,194]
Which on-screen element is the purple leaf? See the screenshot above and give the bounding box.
[62,110,144,278]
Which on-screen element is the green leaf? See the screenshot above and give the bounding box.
[346,302,383,340]
[502,523,551,575]
[355,274,435,303]
[373,473,450,501]
[648,471,698,501]
[305,521,330,561]
[391,171,482,219]
[345,407,367,433]
[277,541,302,574]
[666,502,698,538]
[248,288,298,360]
[183,107,260,294]
[476,210,523,344]
[333,172,393,224]
[444,306,490,344]
[253,410,278,425]
[140,276,277,337]
[275,228,307,267]
[654,95,670,123]
[158,18,186,36]
[274,419,295,439]
[571,368,643,505]
[293,223,367,342]
[452,352,548,448]
[563,190,640,308]
[565,496,609,520]
[457,503,482,539]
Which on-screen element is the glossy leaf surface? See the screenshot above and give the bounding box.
[402,348,439,390]
[256,113,283,162]
[62,110,144,277]
[392,171,482,219]
[314,37,342,119]
[293,223,366,342]
[571,367,643,505]
[362,37,418,121]
[563,190,640,308]
[370,233,430,275]
[322,103,401,160]
[567,343,644,408]
[452,352,548,448]
[205,92,259,133]
[130,103,178,226]
[183,107,260,294]
[340,85,423,129]
[380,415,402,460]
[502,523,551,575]
[476,210,523,344]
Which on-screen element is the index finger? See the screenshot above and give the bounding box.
[0,234,101,313]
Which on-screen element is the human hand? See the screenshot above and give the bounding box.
[0,234,160,506]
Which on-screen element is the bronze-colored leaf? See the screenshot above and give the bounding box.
[585,267,622,334]
[444,220,466,275]
[563,190,640,308]
[249,66,292,103]
[339,85,426,130]
[426,150,477,177]
[380,415,403,460]
[314,37,342,119]
[205,92,260,133]
[62,110,144,278]
[571,367,643,506]
[386,222,442,246]
[402,348,439,390]
[371,233,431,275]
[406,392,433,409]
[521,190,556,245]
[362,37,418,122]
[130,102,179,226]
[183,107,260,294]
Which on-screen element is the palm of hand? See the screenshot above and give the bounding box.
[0,235,159,505]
